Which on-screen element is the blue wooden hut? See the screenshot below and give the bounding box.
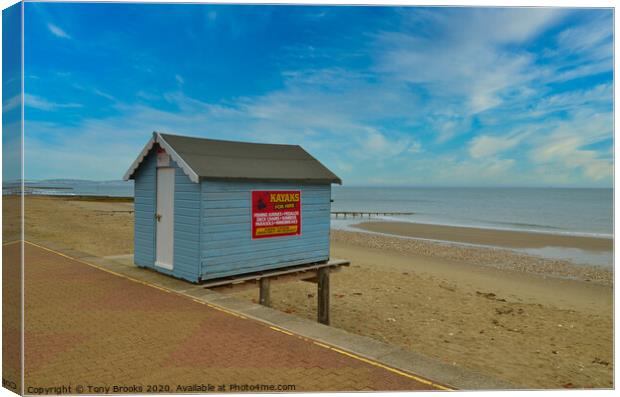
[123,132,342,283]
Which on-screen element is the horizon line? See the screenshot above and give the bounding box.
[14,178,614,189]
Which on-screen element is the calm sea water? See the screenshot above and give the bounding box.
[332,186,613,238]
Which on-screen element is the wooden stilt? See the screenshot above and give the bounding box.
[259,278,271,307]
[317,267,330,325]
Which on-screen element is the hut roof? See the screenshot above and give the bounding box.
[123,132,342,184]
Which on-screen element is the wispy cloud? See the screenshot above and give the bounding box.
[529,83,612,117]
[356,128,418,159]
[3,94,21,113]
[25,94,82,111]
[47,23,71,39]
[24,6,613,186]
[529,110,612,181]
[469,134,523,159]
[374,8,564,117]
[93,89,115,101]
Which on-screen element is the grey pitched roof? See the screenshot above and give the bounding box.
[124,132,342,184]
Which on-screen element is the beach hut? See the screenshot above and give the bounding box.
[123,132,342,283]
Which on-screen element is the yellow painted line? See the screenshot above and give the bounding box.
[313,341,332,349]
[25,240,452,390]
[2,240,21,246]
[269,326,294,336]
[284,332,452,390]
[206,303,247,319]
[329,346,452,391]
[26,241,172,294]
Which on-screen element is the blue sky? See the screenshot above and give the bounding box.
[18,3,613,186]
[2,2,22,182]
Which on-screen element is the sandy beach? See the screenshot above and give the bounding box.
[354,221,613,251]
[22,196,613,388]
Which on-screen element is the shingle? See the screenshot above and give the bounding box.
[154,133,341,184]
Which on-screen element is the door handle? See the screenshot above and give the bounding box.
[155,214,162,222]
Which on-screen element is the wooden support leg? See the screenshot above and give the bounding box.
[317,267,330,325]
[259,278,271,307]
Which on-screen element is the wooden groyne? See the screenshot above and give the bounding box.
[331,211,414,219]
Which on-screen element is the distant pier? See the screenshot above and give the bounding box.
[331,211,414,219]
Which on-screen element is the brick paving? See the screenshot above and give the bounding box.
[21,243,441,392]
[3,241,22,394]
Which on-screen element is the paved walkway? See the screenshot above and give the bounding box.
[23,242,445,392]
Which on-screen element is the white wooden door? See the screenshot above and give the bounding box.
[155,168,174,270]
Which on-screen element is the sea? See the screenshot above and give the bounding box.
[330,186,613,267]
[25,181,613,265]
[331,186,613,238]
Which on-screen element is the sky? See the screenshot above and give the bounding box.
[2,2,22,182]
[16,3,614,186]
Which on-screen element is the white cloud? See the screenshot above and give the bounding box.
[22,68,420,180]
[532,137,611,182]
[529,111,612,182]
[47,23,71,39]
[358,128,413,159]
[24,94,82,111]
[530,83,612,116]
[93,89,115,101]
[407,141,422,154]
[469,134,523,159]
[3,94,21,113]
[375,9,564,118]
[556,16,612,60]
[175,74,185,85]
[543,14,612,83]
[334,160,353,173]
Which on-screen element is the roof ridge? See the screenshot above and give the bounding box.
[156,131,301,148]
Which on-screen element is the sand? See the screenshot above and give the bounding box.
[21,196,614,389]
[354,221,613,251]
[334,228,612,285]
[24,196,134,256]
[2,195,21,243]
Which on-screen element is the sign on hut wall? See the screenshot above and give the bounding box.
[251,190,302,239]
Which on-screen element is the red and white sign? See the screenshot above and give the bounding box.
[251,190,302,239]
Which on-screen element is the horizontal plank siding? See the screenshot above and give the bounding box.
[204,236,329,259]
[200,181,331,280]
[133,150,156,268]
[204,242,329,268]
[202,230,328,250]
[171,161,201,282]
[203,181,330,192]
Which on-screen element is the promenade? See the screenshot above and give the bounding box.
[17,242,445,392]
